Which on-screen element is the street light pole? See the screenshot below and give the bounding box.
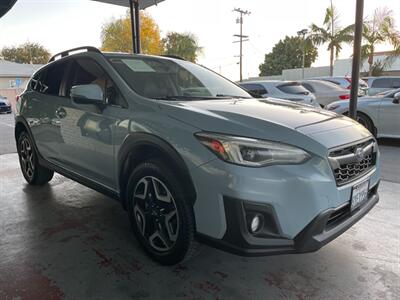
[297,29,308,80]
[349,0,364,120]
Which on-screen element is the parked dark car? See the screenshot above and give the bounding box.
[0,95,12,114]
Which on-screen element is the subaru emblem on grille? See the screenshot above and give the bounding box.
[355,147,364,162]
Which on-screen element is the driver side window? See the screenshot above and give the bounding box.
[66,58,127,108]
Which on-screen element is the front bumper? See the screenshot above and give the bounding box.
[197,182,379,256]
[0,105,12,113]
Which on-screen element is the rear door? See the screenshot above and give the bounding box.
[25,60,70,164]
[56,57,126,188]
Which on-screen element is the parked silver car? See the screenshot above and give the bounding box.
[363,76,400,96]
[300,80,350,107]
[312,76,368,96]
[326,88,400,138]
[239,80,320,107]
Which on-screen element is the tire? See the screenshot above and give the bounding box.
[17,131,54,185]
[356,113,375,135]
[127,159,200,265]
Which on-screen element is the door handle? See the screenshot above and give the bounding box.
[55,107,67,119]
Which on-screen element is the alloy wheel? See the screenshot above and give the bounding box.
[133,176,179,252]
[19,136,35,180]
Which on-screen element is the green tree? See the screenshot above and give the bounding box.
[101,11,163,55]
[361,7,400,76]
[309,2,354,76]
[162,32,202,62]
[258,36,318,76]
[0,42,50,64]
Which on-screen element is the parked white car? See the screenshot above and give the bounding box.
[299,80,351,107]
[239,80,320,107]
[312,76,368,96]
[326,88,400,138]
[363,76,400,96]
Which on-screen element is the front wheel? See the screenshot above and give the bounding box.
[17,131,54,185]
[356,113,375,135]
[127,160,200,265]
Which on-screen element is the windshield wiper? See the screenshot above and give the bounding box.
[152,95,217,101]
[215,94,251,99]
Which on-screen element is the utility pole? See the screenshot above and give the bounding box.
[233,8,250,82]
[349,0,364,120]
[297,29,308,79]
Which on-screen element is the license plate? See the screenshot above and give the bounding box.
[351,180,370,211]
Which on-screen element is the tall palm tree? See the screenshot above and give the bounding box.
[309,2,354,76]
[362,7,400,76]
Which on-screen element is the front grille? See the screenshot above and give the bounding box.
[329,139,376,186]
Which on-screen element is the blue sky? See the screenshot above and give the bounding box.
[1,0,399,80]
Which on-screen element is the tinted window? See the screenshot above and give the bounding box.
[277,82,309,95]
[240,83,268,95]
[41,62,69,95]
[393,79,400,88]
[301,83,315,93]
[371,78,392,88]
[68,58,126,107]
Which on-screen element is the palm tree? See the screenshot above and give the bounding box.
[309,2,354,76]
[362,7,400,76]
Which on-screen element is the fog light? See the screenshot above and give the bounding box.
[250,214,263,233]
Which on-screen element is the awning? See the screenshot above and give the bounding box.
[91,0,164,10]
[0,0,17,18]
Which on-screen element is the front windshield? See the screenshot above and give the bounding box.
[108,56,252,100]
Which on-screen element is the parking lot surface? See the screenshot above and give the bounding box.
[0,114,399,299]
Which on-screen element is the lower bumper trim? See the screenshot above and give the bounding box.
[197,190,379,257]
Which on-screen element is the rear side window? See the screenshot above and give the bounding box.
[41,62,69,96]
[393,79,400,88]
[277,82,309,95]
[240,83,268,95]
[371,78,392,88]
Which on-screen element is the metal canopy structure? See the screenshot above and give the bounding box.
[91,0,165,54]
[0,0,17,18]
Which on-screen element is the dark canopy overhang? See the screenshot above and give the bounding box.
[0,0,17,18]
[91,0,164,10]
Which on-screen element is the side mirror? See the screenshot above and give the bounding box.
[393,92,400,104]
[71,84,104,105]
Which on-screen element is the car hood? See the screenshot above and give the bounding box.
[160,98,371,153]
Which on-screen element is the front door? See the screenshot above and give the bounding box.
[56,57,124,189]
[379,93,400,138]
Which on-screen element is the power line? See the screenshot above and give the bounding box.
[233,8,251,82]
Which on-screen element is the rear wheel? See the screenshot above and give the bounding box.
[17,131,54,185]
[127,159,200,265]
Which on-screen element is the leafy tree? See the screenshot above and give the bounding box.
[258,36,318,76]
[101,11,163,55]
[309,2,354,76]
[162,32,202,62]
[0,42,50,64]
[361,7,400,76]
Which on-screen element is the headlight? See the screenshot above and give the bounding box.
[195,132,311,167]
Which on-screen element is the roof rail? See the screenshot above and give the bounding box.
[161,55,186,61]
[48,46,102,63]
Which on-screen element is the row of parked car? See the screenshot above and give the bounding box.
[239,76,400,138]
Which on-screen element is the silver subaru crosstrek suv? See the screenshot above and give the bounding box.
[15,47,380,265]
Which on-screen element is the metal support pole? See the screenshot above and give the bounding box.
[302,38,306,79]
[349,0,364,120]
[129,0,136,53]
[134,0,141,53]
